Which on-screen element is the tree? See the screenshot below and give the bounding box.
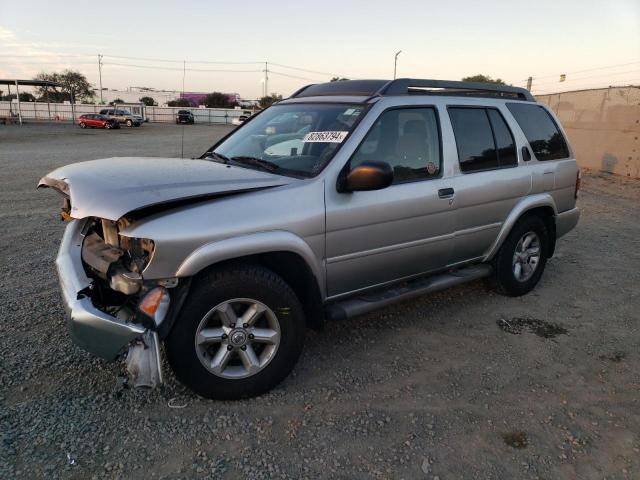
[1,92,37,102]
[167,98,191,107]
[19,92,36,102]
[259,93,283,109]
[461,74,506,85]
[203,92,236,108]
[111,98,125,104]
[330,77,349,82]
[34,70,94,102]
[139,96,156,106]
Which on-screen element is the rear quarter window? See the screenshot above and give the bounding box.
[507,103,569,161]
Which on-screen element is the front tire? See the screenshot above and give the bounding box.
[79,122,86,128]
[165,264,306,400]
[491,214,550,296]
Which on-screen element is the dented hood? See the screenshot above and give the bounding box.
[38,157,292,220]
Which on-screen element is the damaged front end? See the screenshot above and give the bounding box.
[56,217,170,389]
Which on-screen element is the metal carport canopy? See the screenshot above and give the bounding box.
[0,78,60,125]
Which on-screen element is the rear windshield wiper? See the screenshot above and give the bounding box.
[229,156,280,173]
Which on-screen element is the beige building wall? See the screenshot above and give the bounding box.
[537,87,640,179]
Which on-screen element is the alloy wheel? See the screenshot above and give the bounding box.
[512,231,541,282]
[194,298,281,379]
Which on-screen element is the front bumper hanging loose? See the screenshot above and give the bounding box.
[56,219,147,360]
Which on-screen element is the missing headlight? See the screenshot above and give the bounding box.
[119,236,155,273]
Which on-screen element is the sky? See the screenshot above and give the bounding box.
[1,0,639,99]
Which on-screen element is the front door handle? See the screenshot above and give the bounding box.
[438,187,455,199]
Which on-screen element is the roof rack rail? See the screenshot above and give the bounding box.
[289,80,391,99]
[287,78,535,102]
[378,78,535,101]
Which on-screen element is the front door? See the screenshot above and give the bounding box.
[325,106,456,297]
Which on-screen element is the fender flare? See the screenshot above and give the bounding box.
[175,230,326,298]
[483,193,557,261]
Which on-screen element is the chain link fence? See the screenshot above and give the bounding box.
[0,101,247,125]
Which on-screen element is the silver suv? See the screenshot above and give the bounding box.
[40,79,580,399]
[99,108,144,127]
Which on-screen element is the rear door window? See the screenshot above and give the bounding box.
[506,103,569,160]
[487,109,517,167]
[449,108,497,172]
[448,107,517,172]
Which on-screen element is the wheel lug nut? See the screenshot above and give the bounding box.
[248,334,254,339]
[227,345,233,351]
[222,334,228,339]
[240,345,247,351]
[243,323,249,328]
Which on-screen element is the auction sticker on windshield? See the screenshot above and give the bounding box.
[303,131,349,143]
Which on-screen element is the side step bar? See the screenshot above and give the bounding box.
[325,264,492,321]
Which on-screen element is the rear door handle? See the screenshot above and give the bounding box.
[438,187,455,199]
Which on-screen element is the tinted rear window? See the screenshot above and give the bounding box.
[487,109,517,167]
[448,108,496,171]
[507,103,569,161]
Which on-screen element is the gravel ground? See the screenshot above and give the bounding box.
[1,123,639,479]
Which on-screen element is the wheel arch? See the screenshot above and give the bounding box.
[484,194,557,261]
[174,232,326,330]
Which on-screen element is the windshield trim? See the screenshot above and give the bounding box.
[201,102,372,179]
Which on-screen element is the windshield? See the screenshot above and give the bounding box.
[208,103,367,177]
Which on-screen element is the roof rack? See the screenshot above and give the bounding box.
[380,78,535,101]
[289,78,535,102]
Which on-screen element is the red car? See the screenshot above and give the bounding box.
[78,114,120,129]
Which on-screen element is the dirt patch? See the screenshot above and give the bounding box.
[497,317,568,338]
[502,431,528,449]
[599,351,626,363]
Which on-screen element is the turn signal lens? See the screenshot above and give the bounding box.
[138,287,168,318]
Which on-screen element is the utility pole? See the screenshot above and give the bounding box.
[182,60,186,95]
[98,54,103,104]
[264,61,269,97]
[393,50,402,79]
[526,76,532,91]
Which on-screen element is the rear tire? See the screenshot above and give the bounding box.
[491,214,550,296]
[165,264,306,400]
[126,119,133,127]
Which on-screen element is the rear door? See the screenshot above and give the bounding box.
[445,104,532,263]
[325,105,457,297]
[85,115,98,127]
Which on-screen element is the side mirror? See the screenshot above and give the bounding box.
[341,161,394,192]
[522,146,532,162]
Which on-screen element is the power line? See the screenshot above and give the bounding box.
[103,62,262,73]
[268,70,325,82]
[102,54,263,65]
[269,62,346,78]
[0,53,94,58]
[532,79,640,94]
[531,69,640,88]
[524,60,640,82]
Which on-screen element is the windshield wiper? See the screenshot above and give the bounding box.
[229,156,280,173]
[205,151,231,163]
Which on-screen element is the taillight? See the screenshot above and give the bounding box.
[574,170,581,199]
